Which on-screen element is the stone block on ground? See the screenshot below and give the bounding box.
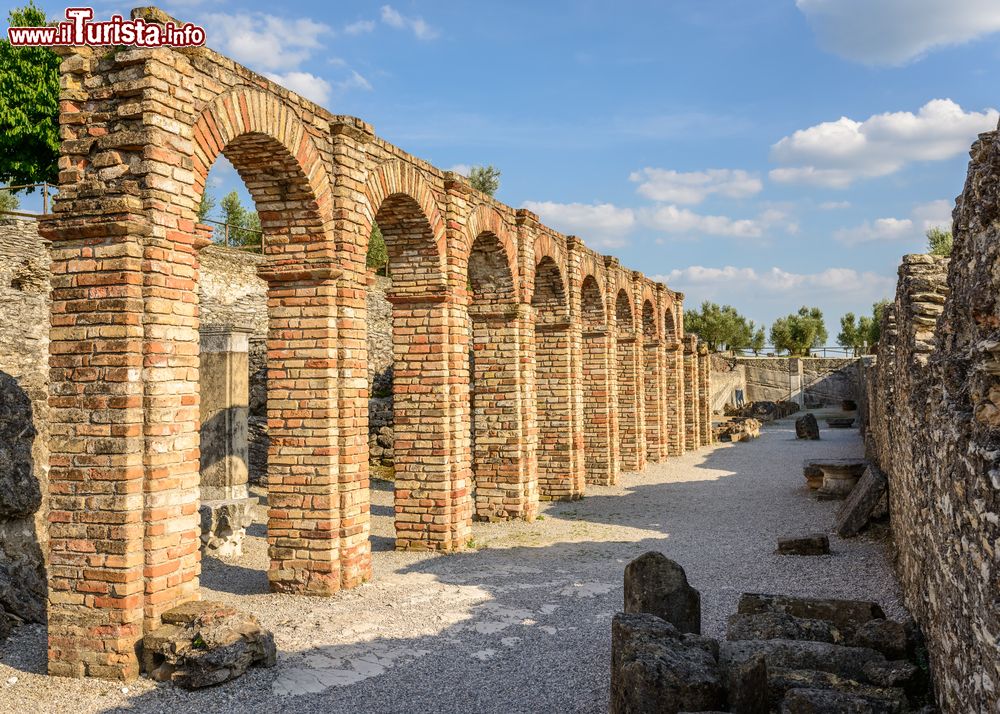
[721,639,887,684]
[795,413,820,440]
[737,593,885,639]
[610,612,724,714]
[776,534,830,556]
[835,466,888,537]
[848,619,908,660]
[727,612,841,644]
[142,600,276,689]
[824,417,856,429]
[624,551,701,634]
[727,652,768,714]
[802,462,824,490]
[767,668,906,712]
[779,687,904,713]
[842,399,858,411]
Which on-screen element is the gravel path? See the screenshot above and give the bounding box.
[0,410,905,714]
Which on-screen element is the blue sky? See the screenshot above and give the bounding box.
[12,0,1000,337]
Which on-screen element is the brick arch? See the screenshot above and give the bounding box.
[615,288,635,335]
[362,160,447,261]
[191,87,332,236]
[533,234,566,275]
[464,204,518,275]
[664,300,679,341]
[642,299,657,339]
[581,273,606,329]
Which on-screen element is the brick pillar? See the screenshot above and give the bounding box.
[698,344,712,447]
[644,338,665,462]
[582,325,617,485]
[535,318,584,500]
[44,215,149,681]
[198,325,254,557]
[515,303,540,512]
[663,341,685,456]
[617,334,644,472]
[392,296,474,547]
[470,305,537,520]
[683,336,700,451]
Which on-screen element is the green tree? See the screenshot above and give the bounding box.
[684,301,756,353]
[366,223,388,271]
[926,227,952,257]
[467,165,501,197]
[770,306,827,356]
[0,189,19,213]
[215,191,261,246]
[868,299,890,348]
[749,324,766,356]
[0,3,60,189]
[197,191,216,222]
[837,312,861,356]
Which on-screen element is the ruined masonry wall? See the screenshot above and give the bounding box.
[862,127,1000,711]
[0,218,50,633]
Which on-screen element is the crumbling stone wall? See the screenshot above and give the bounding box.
[0,218,49,637]
[862,126,1000,710]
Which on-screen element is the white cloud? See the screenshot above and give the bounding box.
[380,5,439,40]
[796,0,1000,66]
[913,199,953,232]
[834,199,955,245]
[834,217,913,246]
[334,70,373,92]
[264,72,333,106]
[637,204,798,240]
[522,200,635,249]
[819,200,851,210]
[629,168,762,205]
[770,99,998,188]
[202,12,332,71]
[343,19,375,35]
[655,265,896,297]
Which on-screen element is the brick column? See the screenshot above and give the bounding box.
[392,295,474,547]
[663,341,685,456]
[617,334,644,472]
[683,336,700,451]
[44,215,149,680]
[582,325,616,485]
[515,303,540,513]
[535,318,585,500]
[259,263,344,594]
[644,336,665,462]
[698,344,712,447]
[470,304,536,521]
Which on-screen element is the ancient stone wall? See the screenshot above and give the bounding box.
[0,218,50,636]
[711,356,858,409]
[862,126,1000,710]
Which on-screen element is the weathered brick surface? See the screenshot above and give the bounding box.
[861,129,1000,711]
[34,20,710,679]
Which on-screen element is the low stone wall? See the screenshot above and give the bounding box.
[861,127,1000,711]
[710,355,859,413]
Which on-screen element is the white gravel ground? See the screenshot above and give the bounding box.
[0,410,905,714]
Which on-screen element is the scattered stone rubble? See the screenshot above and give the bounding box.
[775,534,830,556]
[724,401,800,423]
[141,601,276,689]
[611,554,934,713]
[714,417,762,443]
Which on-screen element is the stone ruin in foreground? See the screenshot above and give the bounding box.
[0,7,714,682]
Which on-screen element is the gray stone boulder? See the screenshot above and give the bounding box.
[610,612,724,714]
[727,612,841,644]
[624,552,701,634]
[720,639,887,683]
[767,668,906,711]
[142,600,277,689]
[780,687,904,713]
[727,652,768,714]
[795,413,820,440]
[835,466,888,537]
[849,619,908,660]
[776,534,830,556]
[737,593,885,638]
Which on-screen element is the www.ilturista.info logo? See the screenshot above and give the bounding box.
[7,8,206,47]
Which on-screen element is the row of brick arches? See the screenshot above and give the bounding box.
[41,27,712,680]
